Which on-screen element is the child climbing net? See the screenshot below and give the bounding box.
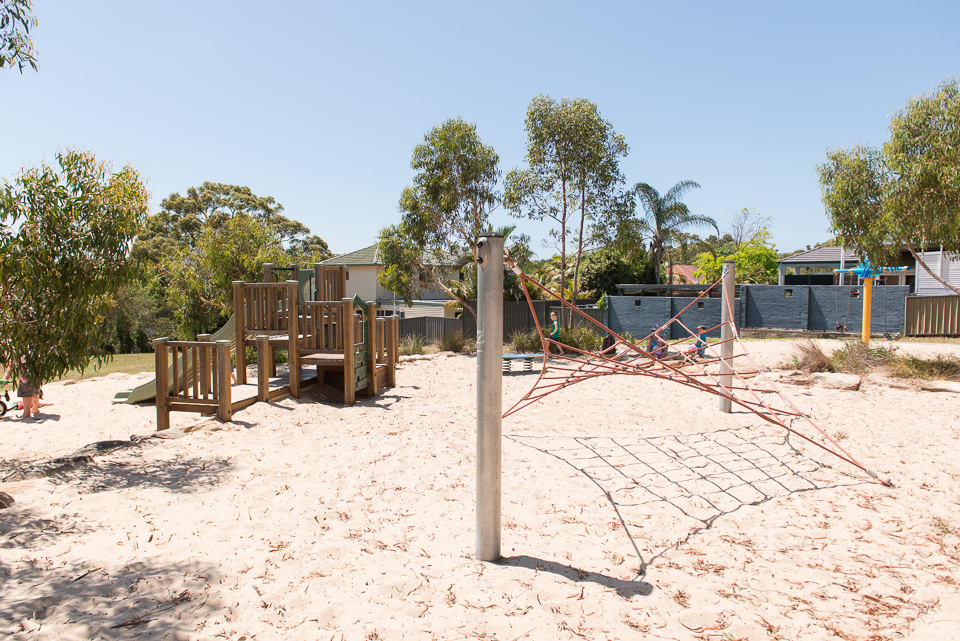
[503,255,892,487]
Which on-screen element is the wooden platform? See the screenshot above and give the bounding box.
[229,369,319,411]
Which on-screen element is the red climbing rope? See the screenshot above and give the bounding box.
[502,256,893,487]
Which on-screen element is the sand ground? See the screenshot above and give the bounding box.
[1,339,958,640]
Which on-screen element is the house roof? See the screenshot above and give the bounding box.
[778,246,859,265]
[320,245,379,266]
[668,264,702,284]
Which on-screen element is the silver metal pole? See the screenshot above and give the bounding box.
[719,261,736,414]
[476,232,503,562]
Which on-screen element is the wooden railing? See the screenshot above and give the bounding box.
[315,265,347,302]
[154,337,232,431]
[905,295,960,336]
[297,301,348,353]
[233,280,298,384]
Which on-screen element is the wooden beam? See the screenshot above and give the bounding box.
[217,340,233,421]
[233,281,246,385]
[257,335,269,402]
[342,299,355,405]
[155,338,170,431]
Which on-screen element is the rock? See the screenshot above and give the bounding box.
[920,380,960,393]
[151,428,187,439]
[62,379,78,386]
[0,492,13,509]
[778,371,812,386]
[812,372,861,390]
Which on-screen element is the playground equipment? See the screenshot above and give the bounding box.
[475,239,892,562]
[834,259,910,345]
[153,264,399,431]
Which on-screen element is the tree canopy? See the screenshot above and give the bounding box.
[818,78,960,294]
[505,95,629,321]
[632,180,718,284]
[1,0,37,72]
[135,182,332,337]
[0,150,149,384]
[378,118,500,318]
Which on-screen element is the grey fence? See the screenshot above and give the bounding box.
[607,285,909,339]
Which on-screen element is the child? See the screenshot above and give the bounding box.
[2,358,39,420]
[547,311,565,355]
[687,325,708,358]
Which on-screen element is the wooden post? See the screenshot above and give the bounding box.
[233,281,246,385]
[263,263,274,283]
[198,334,211,399]
[386,316,397,387]
[288,280,301,398]
[342,299,356,405]
[257,335,269,402]
[217,340,232,421]
[365,302,378,397]
[155,338,170,431]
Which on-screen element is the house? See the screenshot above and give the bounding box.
[777,246,915,289]
[319,245,455,318]
[667,264,702,284]
[915,249,960,296]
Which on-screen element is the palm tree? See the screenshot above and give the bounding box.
[633,181,719,284]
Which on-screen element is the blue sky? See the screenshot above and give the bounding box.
[2,1,957,259]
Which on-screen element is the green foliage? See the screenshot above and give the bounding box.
[580,248,655,296]
[694,232,779,284]
[379,118,500,318]
[819,79,960,295]
[399,334,426,356]
[632,181,718,284]
[134,182,330,339]
[892,353,960,381]
[436,330,475,354]
[505,326,604,353]
[506,329,542,353]
[505,95,630,312]
[1,0,37,72]
[0,150,149,385]
[100,281,164,354]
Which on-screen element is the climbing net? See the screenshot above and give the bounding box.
[503,256,891,486]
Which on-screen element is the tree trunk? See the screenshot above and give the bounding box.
[902,238,960,296]
[571,186,587,318]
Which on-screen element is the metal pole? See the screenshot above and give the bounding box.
[476,232,503,562]
[861,277,873,346]
[719,261,736,414]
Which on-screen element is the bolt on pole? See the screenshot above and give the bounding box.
[476,232,503,562]
[719,261,736,414]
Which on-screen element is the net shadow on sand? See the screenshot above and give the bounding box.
[509,426,861,575]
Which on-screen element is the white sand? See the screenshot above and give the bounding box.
[1,339,958,640]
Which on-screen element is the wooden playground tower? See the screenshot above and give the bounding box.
[154,264,399,430]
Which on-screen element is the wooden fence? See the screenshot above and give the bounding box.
[398,300,601,343]
[154,337,232,430]
[905,295,960,336]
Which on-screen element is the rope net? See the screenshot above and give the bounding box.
[503,257,891,487]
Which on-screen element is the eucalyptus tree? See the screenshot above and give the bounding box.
[505,95,629,319]
[819,79,960,295]
[378,117,500,319]
[1,0,37,72]
[0,150,149,385]
[135,182,331,337]
[633,180,718,284]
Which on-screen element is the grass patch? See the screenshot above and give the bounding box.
[400,334,426,356]
[790,339,958,379]
[504,327,605,354]
[891,353,960,381]
[435,330,475,354]
[0,353,156,392]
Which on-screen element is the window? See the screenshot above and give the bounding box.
[697,301,704,309]
[634,299,642,307]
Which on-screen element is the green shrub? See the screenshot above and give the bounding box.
[436,330,475,354]
[400,334,426,356]
[506,329,542,353]
[792,339,897,375]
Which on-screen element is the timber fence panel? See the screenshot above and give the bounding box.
[906,295,960,336]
